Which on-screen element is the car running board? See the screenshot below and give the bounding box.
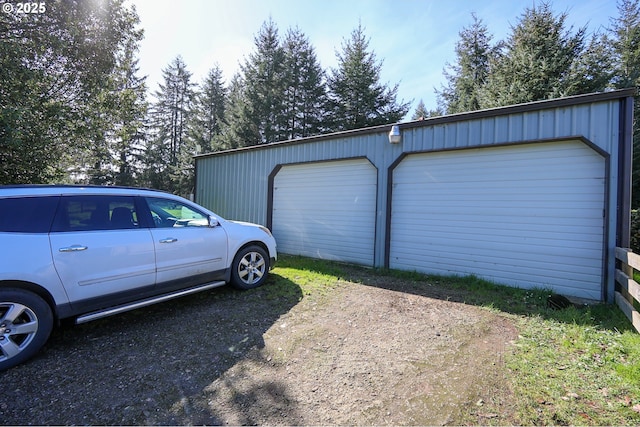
[75,281,227,324]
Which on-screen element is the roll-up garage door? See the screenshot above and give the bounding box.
[272,158,377,265]
[389,140,606,300]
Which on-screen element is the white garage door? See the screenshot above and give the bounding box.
[273,158,377,265]
[389,140,606,300]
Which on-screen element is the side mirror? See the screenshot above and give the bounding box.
[208,216,219,228]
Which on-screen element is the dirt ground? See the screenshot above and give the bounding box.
[0,267,518,425]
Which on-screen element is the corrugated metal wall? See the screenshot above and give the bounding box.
[195,90,633,301]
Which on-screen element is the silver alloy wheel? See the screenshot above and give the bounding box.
[0,302,39,363]
[237,250,266,286]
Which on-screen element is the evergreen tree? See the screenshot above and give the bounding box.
[218,73,254,150]
[0,0,143,184]
[111,41,148,186]
[327,23,410,131]
[145,56,195,194]
[190,65,227,154]
[240,19,287,144]
[480,2,586,108]
[412,100,429,120]
[610,0,640,88]
[82,23,147,186]
[411,100,442,120]
[564,33,613,95]
[609,0,640,207]
[282,27,329,139]
[438,14,495,114]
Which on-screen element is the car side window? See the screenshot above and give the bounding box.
[144,197,209,228]
[51,196,140,232]
[0,196,59,233]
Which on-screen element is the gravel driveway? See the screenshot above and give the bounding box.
[1,264,518,425]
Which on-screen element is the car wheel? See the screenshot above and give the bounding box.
[0,289,53,371]
[230,245,269,290]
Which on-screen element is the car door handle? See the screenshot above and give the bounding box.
[59,245,88,252]
[159,238,178,244]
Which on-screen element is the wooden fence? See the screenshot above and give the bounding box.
[614,247,640,333]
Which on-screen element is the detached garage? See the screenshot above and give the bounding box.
[195,89,634,302]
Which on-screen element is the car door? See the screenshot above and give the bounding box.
[144,196,228,288]
[49,195,156,305]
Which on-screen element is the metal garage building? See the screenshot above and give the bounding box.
[195,89,634,302]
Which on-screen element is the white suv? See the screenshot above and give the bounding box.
[0,185,277,370]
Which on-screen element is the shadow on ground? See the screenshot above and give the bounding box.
[0,275,303,425]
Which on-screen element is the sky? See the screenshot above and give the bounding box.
[130,0,619,118]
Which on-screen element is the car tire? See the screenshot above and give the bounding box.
[230,245,270,290]
[0,288,53,371]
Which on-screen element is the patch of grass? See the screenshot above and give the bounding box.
[268,255,347,301]
[508,313,640,426]
[270,255,640,425]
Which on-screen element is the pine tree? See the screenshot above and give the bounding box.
[438,14,495,114]
[480,2,586,108]
[190,65,227,154]
[218,74,254,150]
[112,44,148,186]
[145,56,195,194]
[411,100,442,120]
[82,26,147,186]
[609,0,640,207]
[610,0,640,88]
[563,33,613,95]
[240,19,287,144]
[282,27,329,139]
[327,23,410,131]
[412,100,429,120]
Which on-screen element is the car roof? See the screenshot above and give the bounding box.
[0,185,173,198]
